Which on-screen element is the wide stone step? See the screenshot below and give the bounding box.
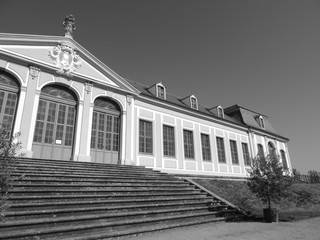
[11,172,180,182]
[14,178,187,186]
[13,182,193,189]
[0,210,222,239]
[10,188,201,196]
[13,167,168,178]
[9,197,212,211]
[4,202,210,221]
[9,192,209,203]
[14,158,151,171]
[13,163,166,174]
[13,183,195,191]
[12,170,174,180]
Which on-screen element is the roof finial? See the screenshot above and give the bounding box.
[63,14,76,38]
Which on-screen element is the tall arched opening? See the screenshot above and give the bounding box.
[0,71,19,130]
[90,97,121,164]
[32,85,78,160]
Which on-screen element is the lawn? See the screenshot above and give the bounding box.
[194,179,320,221]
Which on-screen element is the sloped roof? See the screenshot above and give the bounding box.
[126,79,242,125]
[224,104,288,139]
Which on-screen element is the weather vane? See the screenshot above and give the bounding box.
[63,14,76,38]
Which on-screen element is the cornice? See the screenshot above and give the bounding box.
[0,33,139,94]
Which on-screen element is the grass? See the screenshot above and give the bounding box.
[194,179,320,222]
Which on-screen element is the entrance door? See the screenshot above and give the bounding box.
[90,98,120,164]
[0,72,19,129]
[32,85,77,160]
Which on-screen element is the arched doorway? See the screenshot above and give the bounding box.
[90,97,121,164]
[0,71,19,130]
[32,85,77,160]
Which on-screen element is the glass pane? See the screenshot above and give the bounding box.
[0,91,5,114]
[67,106,75,125]
[57,105,66,124]
[37,100,47,121]
[47,102,57,123]
[65,126,73,146]
[44,123,54,143]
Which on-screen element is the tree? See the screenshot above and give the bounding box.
[0,127,22,222]
[247,154,293,221]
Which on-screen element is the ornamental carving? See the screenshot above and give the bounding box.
[29,65,40,80]
[49,41,82,77]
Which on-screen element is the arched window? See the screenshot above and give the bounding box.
[190,96,198,110]
[32,84,78,161]
[280,150,288,170]
[259,116,265,129]
[156,83,166,100]
[0,71,20,129]
[217,106,224,118]
[90,97,121,164]
[268,142,276,157]
[257,144,264,159]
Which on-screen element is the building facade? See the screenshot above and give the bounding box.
[0,17,291,177]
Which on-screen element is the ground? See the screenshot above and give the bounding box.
[129,217,320,240]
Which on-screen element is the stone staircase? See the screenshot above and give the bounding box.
[0,158,243,239]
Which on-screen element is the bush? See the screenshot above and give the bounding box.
[0,127,22,222]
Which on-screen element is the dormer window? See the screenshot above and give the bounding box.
[259,115,265,129]
[156,83,166,99]
[217,106,224,118]
[190,96,198,110]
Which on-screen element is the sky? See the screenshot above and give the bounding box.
[1,0,320,173]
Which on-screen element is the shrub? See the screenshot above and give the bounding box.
[0,127,22,222]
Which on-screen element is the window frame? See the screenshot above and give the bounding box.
[183,129,194,159]
[230,140,239,165]
[201,133,211,161]
[257,144,264,159]
[280,150,288,170]
[139,119,153,154]
[190,96,198,110]
[241,142,251,166]
[163,125,175,157]
[217,106,224,118]
[216,137,226,163]
[259,116,265,129]
[156,83,166,100]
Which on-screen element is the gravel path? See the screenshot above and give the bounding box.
[131,217,320,240]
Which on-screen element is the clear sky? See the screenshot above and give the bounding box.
[1,0,319,173]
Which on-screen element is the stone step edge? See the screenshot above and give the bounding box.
[13,183,192,188]
[12,171,174,180]
[5,201,209,217]
[12,157,149,169]
[0,210,219,239]
[10,197,211,208]
[1,206,212,228]
[13,162,161,173]
[9,192,208,200]
[11,188,200,193]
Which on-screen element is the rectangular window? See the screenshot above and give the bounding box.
[230,140,239,164]
[163,125,175,157]
[216,137,226,163]
[242,143,251,166]
[157,85,165,99]
[183,130,194,159]
[139,120,153,154]
[201,134,211,161]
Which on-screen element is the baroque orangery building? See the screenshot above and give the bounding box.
[0,16,291,178]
